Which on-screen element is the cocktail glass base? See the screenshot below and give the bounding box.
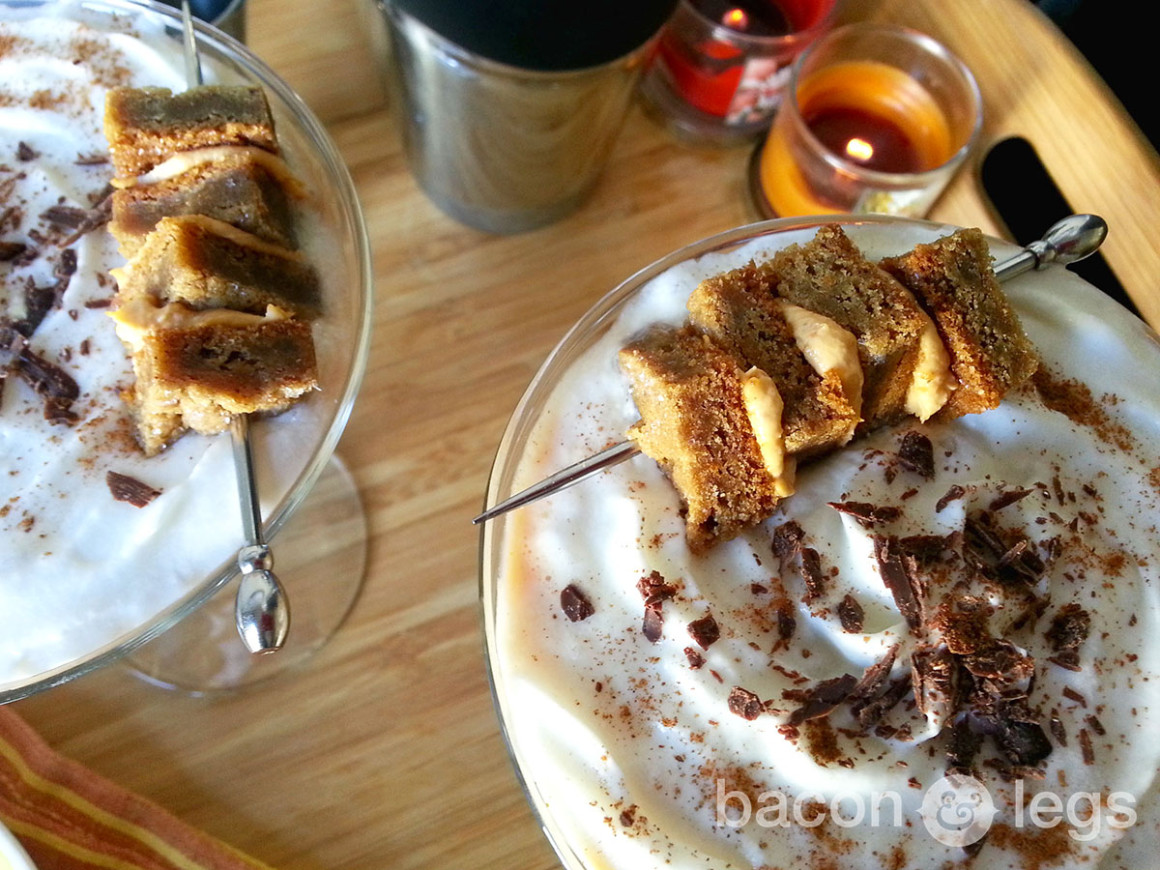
[122,454,366,696]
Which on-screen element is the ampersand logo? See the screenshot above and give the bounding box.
[920,773,997,847]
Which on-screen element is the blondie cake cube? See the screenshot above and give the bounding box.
[619,325,789,552]
[110,151,299,256]
[105,85,278,178]
[880,227,1040,419]
[112,302,318,455]
[688,261,861,459]
[113,214,321,318]
[768,225,934,429]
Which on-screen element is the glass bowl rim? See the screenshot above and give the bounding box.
[0,0,374,703]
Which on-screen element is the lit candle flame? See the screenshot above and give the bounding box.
[722,7,749,31]
[845,137,874,163]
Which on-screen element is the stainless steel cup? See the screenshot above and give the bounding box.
[380,1,672,234]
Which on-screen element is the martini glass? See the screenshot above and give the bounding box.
[479,215,1159,869]
[0,0,372,701]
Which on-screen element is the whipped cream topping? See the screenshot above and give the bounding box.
[491,223,1160,869]
[0,2,340,692]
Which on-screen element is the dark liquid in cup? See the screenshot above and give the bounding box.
[395,0,679,70]
[805,106,925,174]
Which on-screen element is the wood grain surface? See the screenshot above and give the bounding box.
[10,0,1160,868]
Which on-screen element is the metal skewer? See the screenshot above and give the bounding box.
[231,414,290,652]
[179,0,290,652]
[473,214,1110,526]
[180,0,201,87]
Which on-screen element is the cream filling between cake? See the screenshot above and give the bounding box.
[905,314,956,421]
[169,213,312,260]
[113,145,307,197]
[110,297,291,352]
[776,300,864,420]
[739,366,795,497]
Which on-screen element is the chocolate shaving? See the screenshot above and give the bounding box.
[837,594,864,633]
[684,647,705,669]
[59,193,113,247]
[637,570,676,604]
[40,204,89,229]
[642,605,664,643]
[966,690,1054,770]
[774,601,796,649]
[638,570,675,643]
[997,538,1048,587]
[1062,686,1087,707]
[995,715,1053,767]
[17,141,38,161]
[788,673,857,725]
[989,487,1036,511]
[873,535,924,630]
[799,547,826,603]
[771,520,804,566]
[962,511,1048,589]
[106,471,162,507]
[856,676,912,731]
[0,241,25,261]
[847,645,899,722]
[1045,603,1090,652]
[560,584,595,622]
[829,501,902,527]
[962,641,1035,696]
[728,686,764,720]
[947,716,984,773]
[911,645,960,720]
[20,284,57,337]
[7,345,80,424]
[962,512,1006,568]
[9,249,78,341]
[55,247,77,280]
[897,430,935,478]
[901,533,957,565]
[1047,650,1082,672]
[936,484,967,512]
[687,614,720,650]
[1078,728,1095,764]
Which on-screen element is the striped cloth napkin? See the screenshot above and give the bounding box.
[0,706,272,870]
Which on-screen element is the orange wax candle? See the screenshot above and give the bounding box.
[759,59,956,216]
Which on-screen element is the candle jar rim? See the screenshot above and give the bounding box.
[783,21,983,183]
[679,0,844,49]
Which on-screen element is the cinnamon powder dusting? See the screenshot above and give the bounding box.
[1031,368,1134,452]
[987,821,1079,870]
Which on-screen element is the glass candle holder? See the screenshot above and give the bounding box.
[750,23,982,218]
[638,0,842,146]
